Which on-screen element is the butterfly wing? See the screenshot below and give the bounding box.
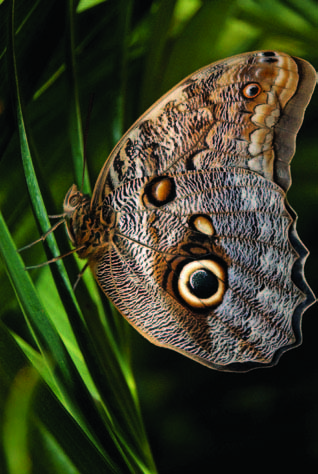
[92,50,315,201]
[90,51,316,371]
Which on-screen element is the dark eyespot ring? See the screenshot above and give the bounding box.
[142,176,176,208]
[241,82,262,99]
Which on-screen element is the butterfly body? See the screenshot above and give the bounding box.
[64,51,316,371]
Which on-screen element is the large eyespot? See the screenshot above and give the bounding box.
[241,82,262,99]
[142,176,176,207]
[178,259,227,309]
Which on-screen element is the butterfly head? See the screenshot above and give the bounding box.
[63,185,89,217]
[63,185,94,257]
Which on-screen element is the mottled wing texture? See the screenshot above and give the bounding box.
[90,51,316,371]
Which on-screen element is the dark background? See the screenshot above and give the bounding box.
[1,0,317,472]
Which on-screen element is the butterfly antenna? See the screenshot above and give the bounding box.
[81,93,95,192]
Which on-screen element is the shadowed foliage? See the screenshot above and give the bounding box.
[0,0,317,472]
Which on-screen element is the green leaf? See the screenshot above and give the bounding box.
[1,0,317,472]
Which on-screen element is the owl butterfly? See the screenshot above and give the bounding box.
[64,51,316,372]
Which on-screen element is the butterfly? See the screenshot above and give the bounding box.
[63,51,316,371]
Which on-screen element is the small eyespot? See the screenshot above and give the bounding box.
[189,214,215,236]
[142,176,176,208]
[178,259,227,309]
[241,83,262,99]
